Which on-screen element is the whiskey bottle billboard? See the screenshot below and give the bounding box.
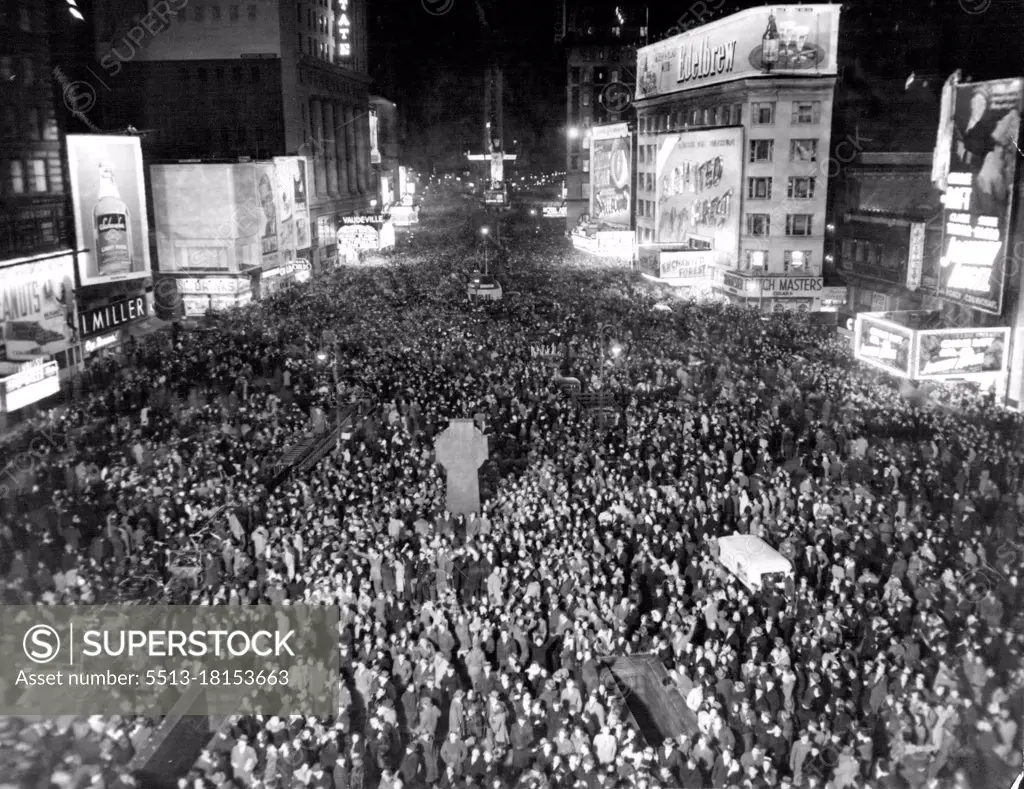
[66,135,151,285]
[93,161,134,276]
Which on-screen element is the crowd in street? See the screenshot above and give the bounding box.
[1,190,1022,789]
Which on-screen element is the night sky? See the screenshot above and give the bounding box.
[371,0,1024,172]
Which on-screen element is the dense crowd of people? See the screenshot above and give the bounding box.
[1,188,1023,789]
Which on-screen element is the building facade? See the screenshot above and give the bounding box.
[632,5,841,312]
[93,0,374,247]
[0,0,85,422]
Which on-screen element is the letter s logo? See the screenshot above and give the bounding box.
[23,624,61,664]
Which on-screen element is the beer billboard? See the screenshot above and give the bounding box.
[854,313,913,378]
[66,135,151,286]
[655,127,742,268]
[635,5,840,99]
[913,327,1009,379]
[589,123,632,230]
[939,78,1023,315]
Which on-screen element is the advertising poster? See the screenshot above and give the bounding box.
[659,250,711,282]
[272,157,298,263]
[854,314,913,377]
[914,327,1008,379]
[254,163,280,270]
[907,222,925,291]
[0,257,76,360]
[293,159,311,250]
[66,135,151,285]
[636,5,840,99]
[655,128,742,268]
[2,360,60,413]
[940,78,1023,314]
[589,123,632,230]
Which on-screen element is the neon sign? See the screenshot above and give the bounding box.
[337,0,351,58]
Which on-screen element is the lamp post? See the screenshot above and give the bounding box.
[762,13,780,73]
[481,226,490,275]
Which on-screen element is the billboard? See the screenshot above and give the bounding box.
[67,135,151,285]
[636,5,840,99]
[655,128,742,267]
[914,327,1009,379]
[939,78,1023,314]
[854,313,913,377]
[0,256,76,360]
[1,360,60,413]
[659,250,712,281]
[254,163,279,271]
[272,157,312,272]
[589,123,632,230]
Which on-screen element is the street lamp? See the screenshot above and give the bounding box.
[567,127,581,140]
[481,226,490,275]
[762,13,780,73]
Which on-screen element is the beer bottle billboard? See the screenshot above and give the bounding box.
[93,161,134,276]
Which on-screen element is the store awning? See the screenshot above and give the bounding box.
[854,174,942,219]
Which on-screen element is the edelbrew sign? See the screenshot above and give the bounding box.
[678,38,737,84]
[79,295,147,337]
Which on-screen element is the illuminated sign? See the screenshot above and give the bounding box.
[938,78,1023,315]
[854,314,912,377]
[635,5,840,98]
[907,222,925,291]
[369,110,381,165]
[914,327,1009,379]
[341,215,389,225]
[2,360,60,412]
[84,333,120,354]
[589,123,632,231]
[820,286,847,305]
[175,277,246,295]
[659,251,710,281]
[542,206,567,218]
[655,128,742,268]
[758,277,823,295]
[317,216,334,246]
[337,0,351,58]
[0,254,76,360]
[79,296,148,337]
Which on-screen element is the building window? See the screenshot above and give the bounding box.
[194,5,204,21]
[747,177,772,199]
[749,140,773,163]
[582,91,591,107]
[232,66,242,81]
[22,58,34,86]
[215,67,224,82]
[230,5,239,20]
[786,214,814,236]
[248,5,257,20]
[570,154,579,170]
[746,250,767,269]
[2,107,15,137]
[197,67,207,81]
[784,250,810,270]
[746,214,771,236]
[790,139,818,162]
[841,239,854,260]
[19,7,31,32]
[251,66,260,83]
[792,101,822,124]
[181,66,190,81]
[570,66,580,84]
[639,146,645,164]
[751,101,775,125]
[212,5,221,20]
[731,103,742,124]
[29,160,46,192]
[787,177,815,199]
[7,161,24,194]
[24,108,40,140]
[0,57,11,81]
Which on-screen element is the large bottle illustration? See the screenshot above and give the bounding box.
[93,161,133,276]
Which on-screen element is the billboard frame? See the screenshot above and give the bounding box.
[853,312,916,379]
[912,326,1009,380]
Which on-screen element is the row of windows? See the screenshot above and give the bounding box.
[639,103,744,132]
[748,139,819,164]
[746,177,815,200]
[300,5,330,34]
[298,34,334,62]
[2,159,59,195]
[741,250,812,271]
[2,106,59,141]
[0,206,71,257]
[180,65,262,83]
[569,66,623,85]
[745,213,815,236]
[841,238,887,267]
[750,101,823,126]
[182,5,258,22]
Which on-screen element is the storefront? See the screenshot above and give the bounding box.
[336,214,396,261]
[713,272,825,312]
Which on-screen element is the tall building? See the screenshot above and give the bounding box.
[633,5,841,313]
[562,2,644,230]
[92,0,375,231]
[0,0,82,424]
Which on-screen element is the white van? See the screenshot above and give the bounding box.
[715,534,793,592]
